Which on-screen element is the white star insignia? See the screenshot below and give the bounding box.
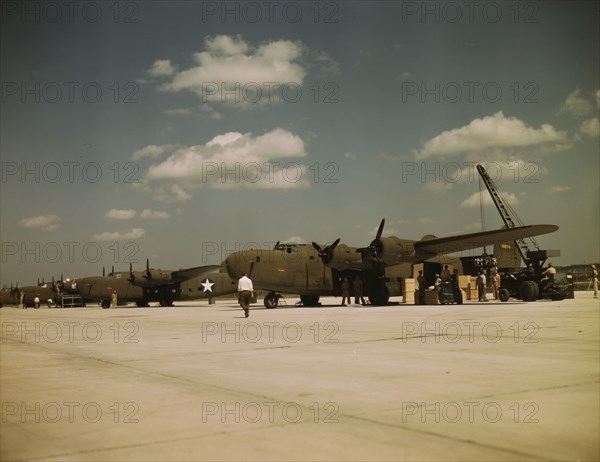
[201,278,215,293]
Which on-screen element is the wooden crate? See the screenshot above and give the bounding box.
[414,290,440,305]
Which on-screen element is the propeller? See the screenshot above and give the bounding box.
[129,262,135,282]
[103,267,106,277]
[311,238,341,265]
[368,218,386,261]
[273,241,280,250]
[248,261,255,278]
[145,258,151,280]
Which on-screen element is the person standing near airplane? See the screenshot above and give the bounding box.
[440,265,451,281]
[592,265,598,298]
[491,269,501,300]
[238,272,253,317]
[417,270,426,305]
[353,275,366,305]
[477,271,488,302]
[341,277,352,306]
[111,290,118,308]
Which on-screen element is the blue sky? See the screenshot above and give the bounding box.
[1,1,598,285]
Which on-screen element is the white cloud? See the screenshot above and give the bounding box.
[424,182,453,192]
[150,184,192,204]
[579,117,599,138]
[164,105,222,119]
[460,191,522,208]
[19,214,60,231]
[132,144,181,161]
[198,104,223,119]
[148,59,175,77]
[164,108,193,116]
[140,209,171,219]
[414,112,567,160]
[141,128,309,196]
[105,208,172,220]
[311,50,340,75]
[93,228,146,241]
[368,225,398,237]
[546,185,571,193]
[106,209,137,220]
[283,236,304,243]
[560,87,592,117]
[157,35,306,106]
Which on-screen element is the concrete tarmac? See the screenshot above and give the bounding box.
[1,292,598,461]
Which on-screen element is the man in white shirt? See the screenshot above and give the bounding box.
[542,263,556,281]
[238,272,253,318]
[477,271,488,302]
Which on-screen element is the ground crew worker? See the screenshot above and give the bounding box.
[440,265,451,281]
[111,290,118,308]
[238,272,253,317]
[592,265,598,298]
[492,270,501,300]
[542,263,556,281]
[477,271,488,302]
[341,277,351,306]
[34,295,40,309]
[19,291,25,309]
[353,276,366,305]
[417,270,426,305]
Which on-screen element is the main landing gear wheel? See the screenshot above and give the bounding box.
[369,285,389,306]
[300,295,320,306]
[519,281,538,301]
[159,299,174,307]
[101,300,111,309]
[498,288,510,302]
[264,293,280,309]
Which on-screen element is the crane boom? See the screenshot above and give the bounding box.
[476,164,554,268]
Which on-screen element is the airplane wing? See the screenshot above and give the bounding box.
[171,265,221,281]
[414,224,558,259]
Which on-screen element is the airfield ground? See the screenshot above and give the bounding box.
[1,292,598,461]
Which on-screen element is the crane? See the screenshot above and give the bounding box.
[476,163,559,270]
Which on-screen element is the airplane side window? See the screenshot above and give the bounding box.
[256,256,261,263]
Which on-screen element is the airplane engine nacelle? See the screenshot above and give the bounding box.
[145,270,172,283]
[130,270,172,286]
[330,244,362,265]
[375,237,415,263]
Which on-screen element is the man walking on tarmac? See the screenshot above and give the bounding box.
[238,272,253,318]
